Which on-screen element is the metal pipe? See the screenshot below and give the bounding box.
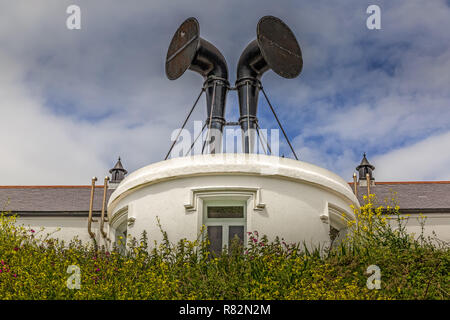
[353,172,358,196]
[100,176,109,239]
[205,81,217,153]
[166,18,229,154]
[87,177,97,239]
[236,16,302,153]
[366,173,371,195]
[236,41,267,153]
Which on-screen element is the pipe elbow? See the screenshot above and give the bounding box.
[208,45,228,80]
[236,40,268,82]
[191,39,228,82]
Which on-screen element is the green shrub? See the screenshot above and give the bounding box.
[0,197,448,300]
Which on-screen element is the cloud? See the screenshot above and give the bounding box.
[0,0,449,184]
[0,51,104,184]
[374,131,450,181]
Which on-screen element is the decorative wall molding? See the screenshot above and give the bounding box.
[127,217,136,227]
[321,202,353,229]
[319,213,329,224]
[108,154,359,214]
[184,186,265,212]
[110,205,129,229]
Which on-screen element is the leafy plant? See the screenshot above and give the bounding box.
[0,197,448,300]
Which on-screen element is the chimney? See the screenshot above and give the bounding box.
[356,153,375,187]
[109,157,127,189]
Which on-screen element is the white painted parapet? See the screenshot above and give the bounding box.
[108,154,359,249]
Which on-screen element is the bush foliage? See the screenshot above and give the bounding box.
[0,195,448,300]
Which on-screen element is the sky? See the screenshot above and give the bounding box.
[0,0,450,184]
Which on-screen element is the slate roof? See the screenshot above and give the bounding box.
[0,186,114,215]
[1,181,449,216]
[351,181,450,213]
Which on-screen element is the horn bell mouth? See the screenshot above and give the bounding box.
[257,16,303,79]
[166,17,200,80]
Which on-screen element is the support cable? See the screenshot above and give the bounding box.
[165,88,205,160]
[255,121,272,155]
[255,125,267,155]
[184,121,207,157]
[202,81,217,154]
[259,85,299,160]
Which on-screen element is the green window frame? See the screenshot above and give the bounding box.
[203,200,247,255]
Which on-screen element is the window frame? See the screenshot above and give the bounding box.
[203,199,247,252]
[110,205,129,253]
[327,203,351,246]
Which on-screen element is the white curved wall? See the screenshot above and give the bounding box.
[108,154,359,249]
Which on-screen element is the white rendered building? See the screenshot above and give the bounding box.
[2,154,450,251]
[2,16,449,251]
[106,153,358,253]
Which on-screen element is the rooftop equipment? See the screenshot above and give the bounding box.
[236,16,302,153]
[165,17,229,156]
[164,16,302,159]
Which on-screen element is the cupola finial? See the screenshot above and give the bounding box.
[109,157,128,184]
[356,153,375,182]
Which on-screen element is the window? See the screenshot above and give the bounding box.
[115,219,128,253]
[329,226,340,243]
[109,205,129,254]
[328,204,348,246]
[203,200,246,256]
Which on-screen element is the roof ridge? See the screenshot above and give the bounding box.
[348,181,450,185]
[0,185,107,189]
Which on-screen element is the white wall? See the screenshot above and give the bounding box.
[15,216,111,248]
[392,213,450,244]
[108,154,359,250]
[15,154,448,251]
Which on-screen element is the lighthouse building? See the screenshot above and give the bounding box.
[1,16,449,251]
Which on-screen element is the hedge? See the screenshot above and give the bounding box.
[0,194,448,299]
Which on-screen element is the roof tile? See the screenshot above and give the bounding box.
[0,186,113,212]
